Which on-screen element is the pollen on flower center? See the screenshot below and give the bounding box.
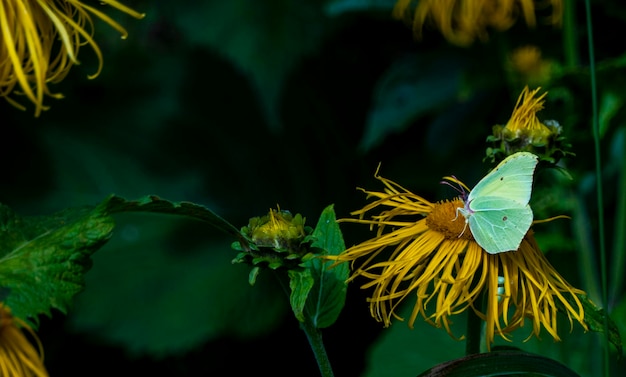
[425,199,474,241]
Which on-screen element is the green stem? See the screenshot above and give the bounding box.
[562,0,579,68]
[466,288,485,355]
[610,131,626,306]
[465,307,483,355]
[274,271,335,377]
[583,1,610,376]
[300,312,335,377]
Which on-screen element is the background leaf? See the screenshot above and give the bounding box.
[173,0,329,130]
[362,304,467,377]
[360,51,465,151]
[325,0,396,16]
[0,203,114,326]
[416,350,581,377]
[363,303,596,377]
[67,213,287,356]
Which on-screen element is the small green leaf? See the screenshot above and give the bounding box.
[571,294,623,355]
[416,349,582,377]
[0,203,114,326]
[611,295,626,356]
[289,269,315,322]
[249,266,261,285]
[304,204,348,328]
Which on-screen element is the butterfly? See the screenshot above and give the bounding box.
[456,152,539,254]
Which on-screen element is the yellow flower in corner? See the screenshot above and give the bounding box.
[393,0,563,46]
[0,304,48,376]
[0,0,145,116]
[331,167,587,349]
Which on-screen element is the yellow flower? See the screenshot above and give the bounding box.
[0,304,48,377]
[0,0,145,116]
[507,45,553,86]
[332,167,587,349]
[487,86,572,163]
[393,0,563,46]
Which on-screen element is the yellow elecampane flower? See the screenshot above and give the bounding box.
[393,0,563,46]
[502,86,553,144]
[487,86,572,163]
[330,167,587,349]
[0,303,48,377]
[0,0,144,116]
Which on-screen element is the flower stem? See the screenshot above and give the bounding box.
[300,312,335,377]
[274,271,335,377]
[562,0,579,68]
[584,1,610,375]
[465,305,483,355]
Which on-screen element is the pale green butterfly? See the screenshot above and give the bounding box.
[456,152,539,254]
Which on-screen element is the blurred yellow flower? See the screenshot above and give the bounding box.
[393,0,563,46]
[332,167,587,349]
[507,45,553,86]
[0,304,47,376]
[0,0,144,116]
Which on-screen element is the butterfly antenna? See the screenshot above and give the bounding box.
[440,175,468,201]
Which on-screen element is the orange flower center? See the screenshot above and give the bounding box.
[425,198,475,241]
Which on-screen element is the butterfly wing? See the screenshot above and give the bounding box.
[467,152,539,205]
[468,196,534,254]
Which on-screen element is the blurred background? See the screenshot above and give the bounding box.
[2,0,625,376]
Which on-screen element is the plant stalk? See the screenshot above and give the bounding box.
[583,1,610,375]
[466,289,485,355]
[274,271,335,377]
[300,312,335,377]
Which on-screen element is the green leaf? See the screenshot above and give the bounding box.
[303,204,348,328]
[416,350,582,377]
[611,295,626,356]
[0,203,114,327]
[102,194,245,242]
[360,52,464,151]
[289,268,315,322]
